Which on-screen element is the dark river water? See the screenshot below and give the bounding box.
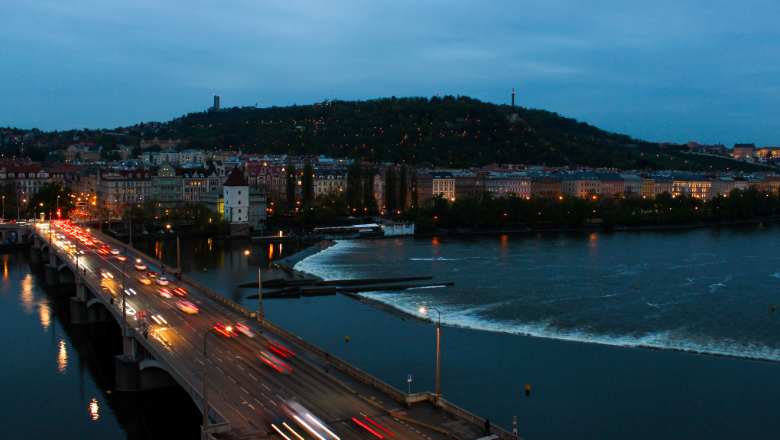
[4,224,780,440]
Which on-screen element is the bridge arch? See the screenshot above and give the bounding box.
[57,264,76,284]
[85,298,114,323]
[138,359,179,389]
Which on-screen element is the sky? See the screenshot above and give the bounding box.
[1,0,779,147]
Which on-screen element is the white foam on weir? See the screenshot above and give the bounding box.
[359,290,780,362]
[294,240,364,280]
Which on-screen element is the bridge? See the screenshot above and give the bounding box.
[29,221,517,440]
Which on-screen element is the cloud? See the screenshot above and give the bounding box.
[1,0,778,147]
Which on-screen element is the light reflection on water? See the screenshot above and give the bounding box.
[20,274,35,314]
[90,398,99,421]
[39,301,51,331]
[57,339,67,373]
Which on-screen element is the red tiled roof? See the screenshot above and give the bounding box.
[223,166,248,186]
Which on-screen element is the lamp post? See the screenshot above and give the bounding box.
[420,307,442,396]
[2,195,5,219]
[122,248,129,327]
[203,326,231,439]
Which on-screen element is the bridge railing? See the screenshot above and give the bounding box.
[36,230,230,428]
[92,231,516,439]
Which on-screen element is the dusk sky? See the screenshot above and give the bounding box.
[2,1,779,147]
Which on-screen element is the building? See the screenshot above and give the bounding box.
[314,168,345,196]
[452,171,484,199]
[560,172,600,199]
[139,137,185,151]
[0,166,51,198]
[595,173,625,197]
[642,179,655,198]
[733,143,756,159]
[671,175,712,199]
[180,168,213,204]
[484,172,531,198]
[620,174,644,198]
[222,166,250,236]
[214,95,220,111]
[151,164,183,214]
[96,168,153,217]
[429,171,456,200]
[653,176,673,196]
[248,189,267,232]
[415,171,433,206]
[711,177,735,197]
[529,175,562,199]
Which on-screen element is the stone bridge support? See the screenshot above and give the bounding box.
[70,280,114,324]
[116,330,177,392]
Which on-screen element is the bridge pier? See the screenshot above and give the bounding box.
[71,282,115,324]
[29,244,43,272]
[116,330,177,391]
[44,264,59,285]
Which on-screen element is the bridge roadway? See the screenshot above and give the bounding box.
[39,224,452,440]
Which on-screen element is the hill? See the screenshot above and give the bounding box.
[161,96,765,172]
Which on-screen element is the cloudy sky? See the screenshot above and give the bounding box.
[2,1,779,146]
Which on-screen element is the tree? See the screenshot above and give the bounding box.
[28,182,74,218]
[346,161,362,208]
[362,165,377,213]
[286,162,297,211]
[384,166,397,213]
[0,181,19,219]
[301,161,314,205]
[410,170,419,208]
[399,163,408,210]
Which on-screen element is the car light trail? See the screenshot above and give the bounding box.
[353,417,383,438]
[294,415,326,440]
[272,424,293,440]
[307,414,340,440]
[364,416,394,436]
[283,422,305,440]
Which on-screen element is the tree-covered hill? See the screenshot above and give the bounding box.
[164,96,764,172]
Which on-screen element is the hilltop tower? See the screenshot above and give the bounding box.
[511,88,515,108]
[213,94,220,111]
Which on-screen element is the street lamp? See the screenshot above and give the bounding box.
[419,307,442,396]
[122,246,129,327]
[203,325,231,438]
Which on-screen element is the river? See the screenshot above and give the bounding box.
[4,224,780,439]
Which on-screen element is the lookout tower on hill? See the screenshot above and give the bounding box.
[223,166,249,236]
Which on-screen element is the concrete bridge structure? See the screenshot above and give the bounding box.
[29,223,516,440]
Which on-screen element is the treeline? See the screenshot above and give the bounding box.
[171,96,757,172]
[400,187,780,233]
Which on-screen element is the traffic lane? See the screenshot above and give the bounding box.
[57,230,434,440]
[219,331,420,440]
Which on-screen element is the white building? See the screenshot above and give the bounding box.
[222,166,250,235]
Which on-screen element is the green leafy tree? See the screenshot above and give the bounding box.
[286,162,297,211]
[399,163,407,210]
[384,166,397,213]
[301,161,314,205]
[28,182,74,218]
[346,161,362,209]
[410,170,419,208]
[362,165,377,213]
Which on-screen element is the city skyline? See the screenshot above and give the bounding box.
[2,1,779,147]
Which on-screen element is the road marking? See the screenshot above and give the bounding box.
[217,357,224,363]
[196,359,204,365]
[248,404,255,410]
[208,359,214,364]
[254,398,264,407]
[241,386,249,394]
[184,340,193,348]
[262,383,271,391]
[248,374,257,381]
[215,348,223,354]
[229,376,236,383]
[217,367,224,373]
[237,364,244,371]
[270,400,277,406]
